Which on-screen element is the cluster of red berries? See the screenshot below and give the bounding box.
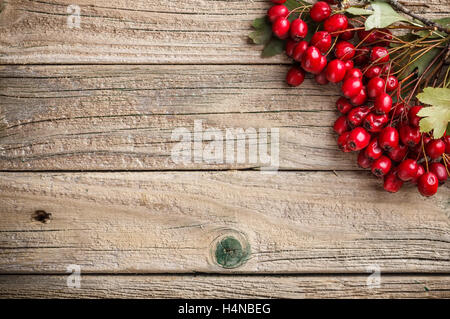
[267,0,449,196]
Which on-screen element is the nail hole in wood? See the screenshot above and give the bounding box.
[32,210,52,224]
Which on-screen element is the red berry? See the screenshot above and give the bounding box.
[364,65,382,79]
[267,5,288,23]
[397,159,419,181]
[290,18,308,41]
[315,70,329,85]
[350,87,368,106]
[340,23,355,41]
[408,106,423,127]
[285,39,298,57]
[333,115,349,135]
[363,112,388,133]
[367,77,386,98]
[411,165,425,184]
[430,162,448,184]
[357,30,378,44]
[335,41,355,61]
[286,67,305,87]
[399,125,421,147]
[338,131,352,152]
[310,31,332,53]
[323,14,348,33]
[444,135,450,154]
[347,127,371,151]
[379,126,399,151]
[385,75,399,92]
[384,172,403,193]
[426,139,446,159]
[393,103,406,118]
[272,17,290,39]
[418,172,439,197]
[271,0,287,4]
[310,1,331,22]
[344,68,363,81]
[365,138,383,160]
[326,59,347,83]
[372,155,392,177]
[376,29,393,47]
[336,97,353,114]
[344,60,354,71]
[342,77,363,98]
[381,64,392,76]
[301,46,327,74]
[354,46,370,66]
[370,46,390,63]
[374,92,392,114]
[358,150,373,168]
[347,106,370,127]
[292,40,309,61]
[387,144,408,162]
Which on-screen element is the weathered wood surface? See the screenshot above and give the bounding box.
[0,0,449,64]
[1,275,449,298]
[0,65,350,171]
[0,172,448,274]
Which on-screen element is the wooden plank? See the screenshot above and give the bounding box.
[0,64,354,171]
[0,0,449,64]
[0,171,448,274]
[0,274,449,298]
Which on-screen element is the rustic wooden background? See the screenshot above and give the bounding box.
[0,0,449,298]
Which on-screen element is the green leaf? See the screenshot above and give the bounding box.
[365,1,409,30]
[417,88,450,139]
[285,0,310,11]
[346,7,374,16]
[398,47,440,80]
[414,17,450,38]
[261,38,285,58]
[249,17,272,45]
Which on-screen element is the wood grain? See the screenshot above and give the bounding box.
[0,64,353,171]
[1,274,449,298]
[0,171,448,274]
[0,0,449,64]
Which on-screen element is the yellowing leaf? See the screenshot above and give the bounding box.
[417,88,450,139]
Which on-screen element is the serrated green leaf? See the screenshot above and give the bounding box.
[249,17,272,45]
[261,38,285,58]
[365,1,409,30]
[414,17,450,38]
[346,7,374,16]
[417,87,450,108]
[417,88,450,139]
[398,47,440,80]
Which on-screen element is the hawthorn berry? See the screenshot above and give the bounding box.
[418,172,439,197]
[285,39,298,57]
[271,0,287,4]
[365,138,383,161]
[340,23,355,41]
[385,75,399,92]
[286,67,305,86]
[408,106,423,127]
[379,126,399,151]
[338,131,352,152]
[272,17,290,39]
[290,18,308,41]
[444,135,450,154]
[323,14,348,33]
[387,144,408,162]
[430,162,448,184]
[372,155,392,177]
[342,77,363,98]
[315,70,329,85]
[267,5,288,23]
[310,31,332,53]
[301,46,327,74]
[292,40,309,61]
[333,115,349,135]
[335,41,355,61]
[350,87,368,106]
[370,46,390,63]
[384,172,404,193]
[399,125,421,147]
[354,46,370,65]
[310,1,331,22]
[374,92,392,114]
[363,112,388,133]
[426,139,446,159]
[336,97,353,114]
[358,150,373,168]
[347,127,371,151]
[364,65,382,79]
[326,59,347,83]
[344,60,355,71]
[344,68,363,81]
[357,29,378,44]
[411,165,425,184]
[347,106,370,127]
[397,159,419,181]
[367,77,386,98]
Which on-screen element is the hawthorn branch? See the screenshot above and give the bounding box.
[387,0,450,34]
